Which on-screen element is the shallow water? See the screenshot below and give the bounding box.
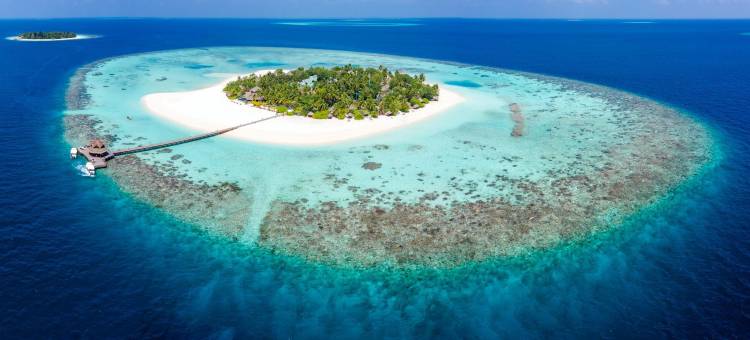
[66,46,712,266]
[2,19,749,337]
[70,47,639,204]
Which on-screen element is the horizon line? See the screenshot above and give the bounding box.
[1,16,749,21]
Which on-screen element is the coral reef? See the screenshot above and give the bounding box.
[63,51,713,268]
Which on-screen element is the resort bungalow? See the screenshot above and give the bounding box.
[86,139,113,159]
[241,87,264,102]
[76,139,114,175]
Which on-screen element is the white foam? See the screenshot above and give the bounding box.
[73,163,94,177]
[7,34,100,42]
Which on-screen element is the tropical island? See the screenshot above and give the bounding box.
[17,31,77,40]
[78,47,712,268]
[142,66,462,145]
[223,65,439,119]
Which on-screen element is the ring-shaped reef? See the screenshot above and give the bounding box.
[63,47,715,268]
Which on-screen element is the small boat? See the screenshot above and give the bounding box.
[85,162,96,177]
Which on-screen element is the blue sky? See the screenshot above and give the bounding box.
[0,0,748,19]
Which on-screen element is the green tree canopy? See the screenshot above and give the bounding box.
[224,65,439,120]
[19,32,76,39]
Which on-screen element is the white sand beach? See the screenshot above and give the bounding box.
[6,34,98,42]
[141,71,465,146]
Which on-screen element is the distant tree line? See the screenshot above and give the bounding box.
[19,32,77,39]
[224,65,439,120]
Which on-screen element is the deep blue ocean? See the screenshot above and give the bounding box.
[1,19,749,338]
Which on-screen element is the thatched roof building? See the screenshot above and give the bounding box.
[242,87,264,102]
[87,139,110,157]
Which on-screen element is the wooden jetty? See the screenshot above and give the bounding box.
[72,115,278,176]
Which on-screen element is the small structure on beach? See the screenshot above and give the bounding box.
[241,87,264,102]
[300,75,317,87]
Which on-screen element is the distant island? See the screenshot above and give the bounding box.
[17,31,77,40]
[223,65,439,119]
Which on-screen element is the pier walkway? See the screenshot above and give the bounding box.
[75,115,278,174]
[112,115,278,156]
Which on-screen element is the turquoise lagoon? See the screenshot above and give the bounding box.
[64,47,712,267]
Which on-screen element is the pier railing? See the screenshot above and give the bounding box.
[112,115,278,156]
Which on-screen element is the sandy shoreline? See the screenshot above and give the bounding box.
[6,34,98,42]
[141,72,465,146]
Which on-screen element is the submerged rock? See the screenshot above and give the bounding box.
[107,155,252,238]
[63,114,117,146]
[65,63,97,110]
[362,162,382,170]
[509,102,525,137]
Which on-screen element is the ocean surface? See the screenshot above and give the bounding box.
[1,19,749,338]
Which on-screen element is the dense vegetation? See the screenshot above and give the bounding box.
[224,65,439,119]
[19,32,77,40]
